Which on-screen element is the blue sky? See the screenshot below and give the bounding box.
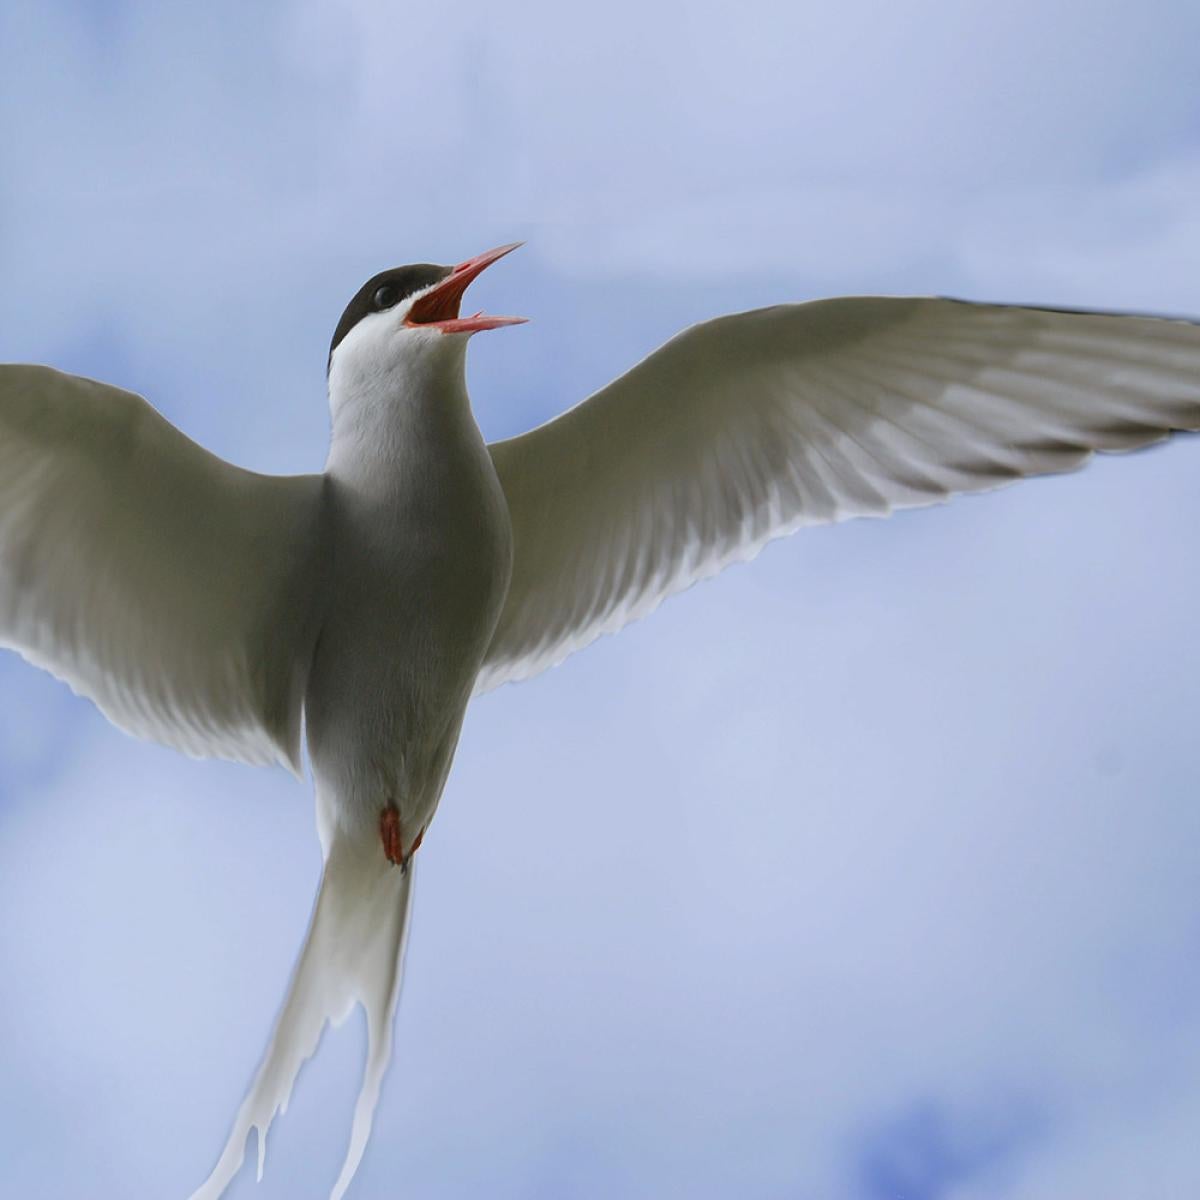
[2,1,1199,1197]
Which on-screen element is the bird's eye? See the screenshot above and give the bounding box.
[373,284,400,310]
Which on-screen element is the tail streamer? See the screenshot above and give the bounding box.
[189,827,415,1200]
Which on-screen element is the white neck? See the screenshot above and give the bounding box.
[325,334,480,493]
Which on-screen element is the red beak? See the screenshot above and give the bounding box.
[405,242,527,334]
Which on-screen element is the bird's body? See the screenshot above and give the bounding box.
[2,243,1200,1198]
[308,334,511,848]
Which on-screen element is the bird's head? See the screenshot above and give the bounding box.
[326,242,526,404]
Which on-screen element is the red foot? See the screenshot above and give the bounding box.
[380,804,405,867]
[379,804,426,870]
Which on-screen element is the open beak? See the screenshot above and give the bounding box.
[405,242,527,334]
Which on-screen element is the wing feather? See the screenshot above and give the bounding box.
[0,365,326,770]
[479,298,1200,692]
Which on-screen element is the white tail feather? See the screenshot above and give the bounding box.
[189,827,415,1200]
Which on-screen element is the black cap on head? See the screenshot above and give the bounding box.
[328,263,451,371]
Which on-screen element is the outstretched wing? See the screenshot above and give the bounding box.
[480,298,1200,692]
[0,365,326,771]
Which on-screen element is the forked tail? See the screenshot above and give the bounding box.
[189,826,415,1200]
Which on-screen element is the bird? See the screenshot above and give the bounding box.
[2,241,1199,1199]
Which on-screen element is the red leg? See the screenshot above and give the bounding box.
[379,806,427,870]
[379,803,405,867]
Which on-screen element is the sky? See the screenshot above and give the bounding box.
[1,1,1199,1197]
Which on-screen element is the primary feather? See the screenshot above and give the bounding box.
[481,298,1200,691]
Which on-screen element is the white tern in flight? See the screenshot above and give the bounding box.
[2,242,1198,1197]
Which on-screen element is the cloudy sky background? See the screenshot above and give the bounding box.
[2,1,1200,1196]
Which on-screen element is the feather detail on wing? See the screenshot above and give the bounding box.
[0,365,326,771]
[479,298,1200,692]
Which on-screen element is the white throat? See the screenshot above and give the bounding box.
[325,330,475,487]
